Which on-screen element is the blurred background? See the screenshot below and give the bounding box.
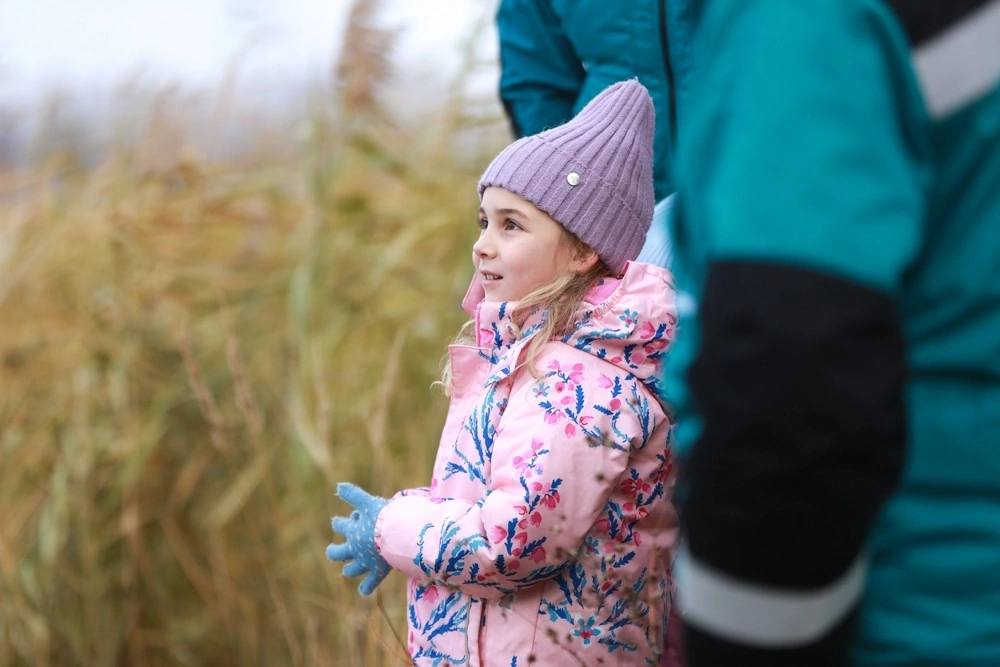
[0,0,506,664]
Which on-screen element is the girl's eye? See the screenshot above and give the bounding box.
[477,217,488,230]
[503,218,521,231]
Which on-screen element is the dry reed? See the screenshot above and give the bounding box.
[0,2,506,664]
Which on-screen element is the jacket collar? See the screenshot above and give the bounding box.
[458,262,676,394]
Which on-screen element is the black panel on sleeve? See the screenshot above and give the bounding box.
[683,260,907,588]
[886,0,990,46]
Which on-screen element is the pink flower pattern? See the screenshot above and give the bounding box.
[375,264,678,666]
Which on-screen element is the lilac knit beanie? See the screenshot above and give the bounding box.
[478,79,655,274]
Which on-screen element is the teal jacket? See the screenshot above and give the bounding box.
[496,0,675,199]
[663,1,1000,665]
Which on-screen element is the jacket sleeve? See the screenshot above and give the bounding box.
[496,0,585,136]
[672,2,926,665]
[374,344,660,599]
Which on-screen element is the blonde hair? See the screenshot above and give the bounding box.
[439,231,614,394]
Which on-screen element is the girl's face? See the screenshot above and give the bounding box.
[474,187,596,302]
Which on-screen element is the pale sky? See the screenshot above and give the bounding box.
[0,0,497,108]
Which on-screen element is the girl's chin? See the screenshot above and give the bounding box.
[480,281,535,301]
[483,287,514,302]
[483,281,533,303]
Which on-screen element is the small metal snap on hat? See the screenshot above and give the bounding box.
[566,171,581,186]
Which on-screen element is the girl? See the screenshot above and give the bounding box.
[328,80,678,666]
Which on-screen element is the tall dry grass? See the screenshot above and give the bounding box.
[0,3,506,664]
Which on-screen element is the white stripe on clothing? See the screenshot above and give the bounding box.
[676,544,867,647]
[914,0,1000,118]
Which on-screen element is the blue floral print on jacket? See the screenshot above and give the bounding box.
[375,262,679,666]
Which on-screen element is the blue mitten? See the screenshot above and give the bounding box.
[326,482,391,597]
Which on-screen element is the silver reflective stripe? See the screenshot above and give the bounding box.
[676,545,867,647]
[913,0,1000,118]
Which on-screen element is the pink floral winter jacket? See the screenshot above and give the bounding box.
[375,262,679,666]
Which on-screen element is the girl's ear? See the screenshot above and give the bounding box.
[570,247,601,274]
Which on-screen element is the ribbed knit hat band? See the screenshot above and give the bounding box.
[478,79,655,273]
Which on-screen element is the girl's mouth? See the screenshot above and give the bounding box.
[481,272,503,281]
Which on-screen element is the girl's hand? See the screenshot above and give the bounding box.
[326,482,391,596]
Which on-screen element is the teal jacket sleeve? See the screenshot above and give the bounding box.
[496,0,585,136]
[671,1,931,665]
[676,2,928,290]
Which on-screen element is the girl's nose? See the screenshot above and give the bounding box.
[473,230,495,258]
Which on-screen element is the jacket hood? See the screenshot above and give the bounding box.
[463,262,677,404]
